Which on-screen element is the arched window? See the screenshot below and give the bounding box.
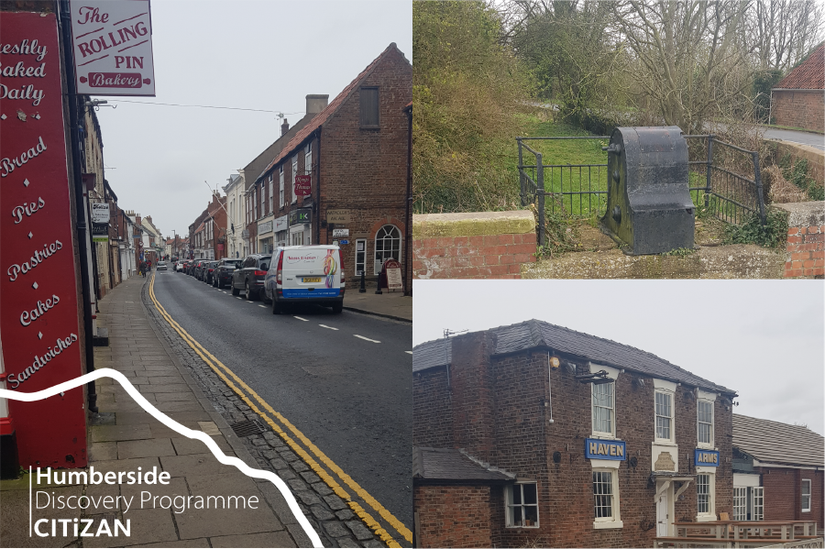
[374,224,401,274]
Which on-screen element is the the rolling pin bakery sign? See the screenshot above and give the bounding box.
[0,12,88,467]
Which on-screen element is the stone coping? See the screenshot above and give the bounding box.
[413,210,535,238]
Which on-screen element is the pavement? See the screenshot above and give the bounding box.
[0,274,411,548]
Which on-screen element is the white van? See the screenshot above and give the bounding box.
[264,245,345,314]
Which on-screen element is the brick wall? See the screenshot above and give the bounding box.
[772,90,825,133]
[759,468,824,528]
[775,202,824,278]
[320,46,412,280]
[413,211,536,279]
[413,334,734,548]
[414,485,494,548]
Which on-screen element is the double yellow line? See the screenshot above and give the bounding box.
[148,274,411,546]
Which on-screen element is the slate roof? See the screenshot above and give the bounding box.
[774,43,825,90]
[413,319,736,396]
[413,447,515,483]
[733,414,824,468]
[260,43,409,176]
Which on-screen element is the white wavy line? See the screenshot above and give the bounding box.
[0,368,323,548]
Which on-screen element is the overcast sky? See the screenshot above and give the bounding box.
[413,280,825,435]
[95,0,412,240]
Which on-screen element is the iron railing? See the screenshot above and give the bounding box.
[517,133,766,248]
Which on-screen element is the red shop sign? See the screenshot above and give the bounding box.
[294,174,311,197]
[0,12,87,468]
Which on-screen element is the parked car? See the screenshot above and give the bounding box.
[265,245,345,314]
[192,259,207,279]
[231,254,271,301]
[176,260,187,272]
[212,258,242,289]
[156,261,168,271]
[203,260,220,284]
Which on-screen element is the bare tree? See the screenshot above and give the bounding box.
[612,0,752,133]
[747,0,824,71]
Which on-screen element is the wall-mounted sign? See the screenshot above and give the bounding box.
[332,228,349,237]
[294,174,311,197]
[70,0,156,96]
[694,449,720,467]
[274,214,288,232]
[585,438,627,460]
[289,208,311,226]
[327,209,353,224]
[91,202,110,223]
[1,12,88,468]
[258,220,273,234]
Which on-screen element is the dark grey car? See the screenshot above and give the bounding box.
[212,258,242,289]
[231,254,271,301]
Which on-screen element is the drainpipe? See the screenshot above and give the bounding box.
[59,0,98,413]
[404,105,412,296]
[316,128,322,245]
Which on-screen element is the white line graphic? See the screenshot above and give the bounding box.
[0,368,323,548]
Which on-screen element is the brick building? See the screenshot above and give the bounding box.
[732,414,824,529]
[413,320,738,548]
[771,43,824,133]
[188,194,227,260]
[250,43,412,286]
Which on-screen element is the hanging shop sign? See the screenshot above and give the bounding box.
[0,12,88,468]
[91,222,109,242]
[294,174,311,197]
[91,202,110,223]
[70,0,156,96]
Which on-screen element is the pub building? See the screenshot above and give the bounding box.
[413,319,737,548]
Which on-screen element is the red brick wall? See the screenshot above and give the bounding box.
[772,90,825,133]
[785,224,824,277]
[319,46,412,279]
[413,335,734,548]
[413,232,536,279]
[414,485,494,548]
[759,468,824,529]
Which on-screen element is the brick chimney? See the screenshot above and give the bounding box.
[450,331,497,461]
[306,94,329,115]
[281,118,289,136]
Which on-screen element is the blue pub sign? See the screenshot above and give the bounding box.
[585,438,627,460]
[694,449,720,467]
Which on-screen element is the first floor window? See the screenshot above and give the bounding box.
[506,483,538,528]
[592,382,614,436]
[802,479,811,512]
[697,400,714,446]
[656,391,673,441]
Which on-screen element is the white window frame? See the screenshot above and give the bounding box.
[752,487,764,521]
[260,180,266,215]
[801,479,811,512]
[592,460,623,529]
[305,143,312,176]
[590,363,619,439]
[291,155,298,204]
[697,400,714,447]
[505,482,539,528]
[697,390,716,449]
[696,470,716,521]
[655,391,673,442]
[279,165,285,209]
[268,175,274,212]
[355,238,367,277]
[373,224,402,275]
[653,379,677,445]
[733,487,747,521]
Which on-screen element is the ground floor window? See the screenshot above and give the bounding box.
[506,482,539,528]
[696,472,716,520]
[355,239,366,276]
[259,237,273,254]
[374,224,401,275]
[592,463,623,529]
[802,479,811,512]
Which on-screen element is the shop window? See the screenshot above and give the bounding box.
[592,382,614,437]
[802,479,811,512]
[697,400,714,447]
[506,482,539,528]
[360,86,379,128]
[655,391,673,442]
[374,224,401,275]
[696,473,715,520]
